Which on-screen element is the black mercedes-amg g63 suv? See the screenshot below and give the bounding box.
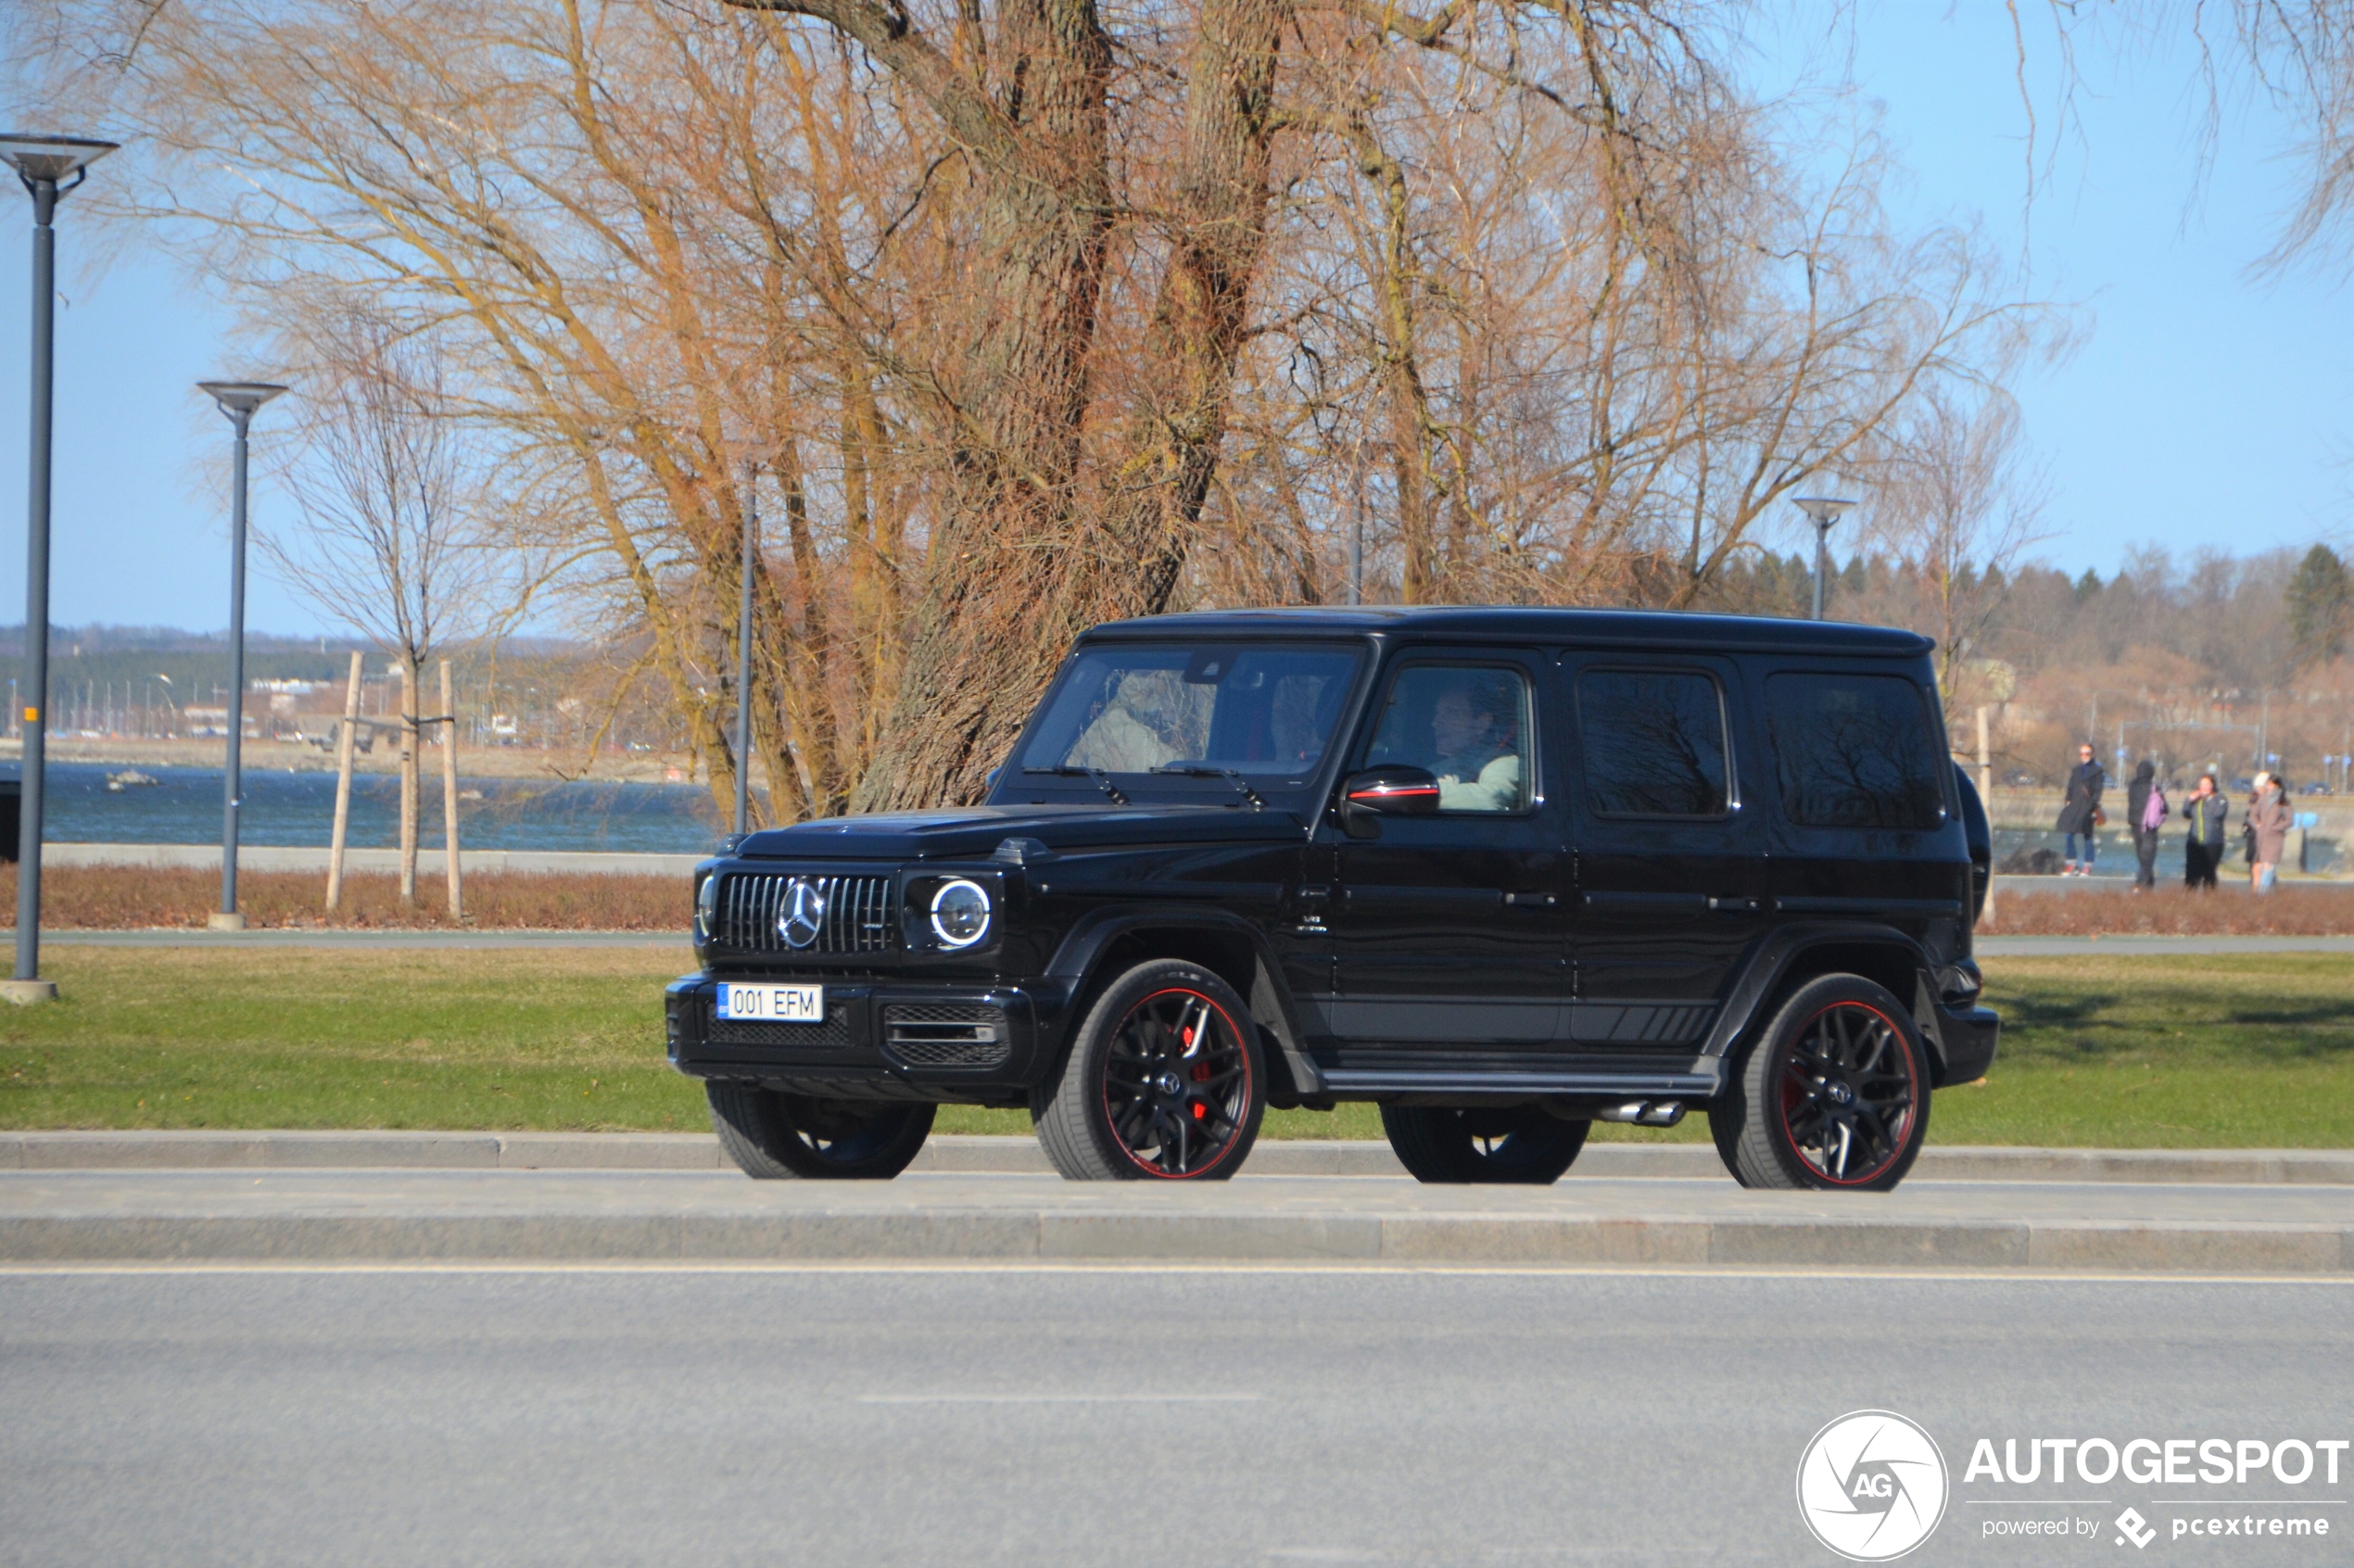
[666,607,1996,1192]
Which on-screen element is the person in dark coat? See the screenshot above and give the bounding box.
[2056,742,2106,876]
[2126,760,2163,890]
[2181,773,2227,890]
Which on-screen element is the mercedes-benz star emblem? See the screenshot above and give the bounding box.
[778,878,827,949]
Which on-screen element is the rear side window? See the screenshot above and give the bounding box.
[1575,670,1729,816]
[1766,673,1946,829]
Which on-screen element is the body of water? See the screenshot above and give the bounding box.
[3,764,729,854]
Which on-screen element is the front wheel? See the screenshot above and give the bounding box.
[1033,959,1267,1180]
[1716,975,1930,1192]
[1380,1106,1588,1183]
[706,1084,935,1179]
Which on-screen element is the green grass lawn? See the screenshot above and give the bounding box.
[2,950,2348,1147]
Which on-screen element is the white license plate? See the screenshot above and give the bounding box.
[716,983,826,1022]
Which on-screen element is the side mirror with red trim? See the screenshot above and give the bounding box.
[1339,765,1441,838]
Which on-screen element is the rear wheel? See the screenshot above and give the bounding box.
[706,1084,935,1180]
[1717,975,1930,1192]
[1380,1106,1588,1184]
[1033,959,1266,1180]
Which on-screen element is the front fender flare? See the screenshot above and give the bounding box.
[1044,904,1323,1098]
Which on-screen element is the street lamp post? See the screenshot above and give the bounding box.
[3,133,117,1005]
[734,460,756,840]
[1792,497,1856,621]
[196,380,288,931]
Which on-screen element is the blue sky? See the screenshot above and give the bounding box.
[0,2,2348,637]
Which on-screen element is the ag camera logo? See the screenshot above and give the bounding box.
[1797,1410,1950,1561]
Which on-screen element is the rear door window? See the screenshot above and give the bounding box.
[1574,669,1730,816]
[1765,673,1946,829]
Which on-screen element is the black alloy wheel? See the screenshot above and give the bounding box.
[1719,974,1930,1192]
[706,1083,936,1179]
[1033,959,1266,1180]
[1380,1105,1589,1184]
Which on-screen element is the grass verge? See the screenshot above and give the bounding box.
[1,951,2348,1147]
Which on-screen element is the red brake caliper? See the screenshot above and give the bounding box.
[1184,1006,1211,1115]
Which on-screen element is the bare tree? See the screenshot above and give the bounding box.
[265,314,511,903]
[17,0,2063,812]
[1858,386,2050,710]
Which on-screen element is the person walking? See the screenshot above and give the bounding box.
[2247,773,2292,894]
[2056,742,2106,876]
[2128,760,2165,891]
[2181,773,2227,890]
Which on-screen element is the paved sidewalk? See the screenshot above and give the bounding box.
[7,929,689,949]
[4,1166,2348,1271]
[7,1131,2354,1185]
[40,842,703,878]
[1978,934,2354,955]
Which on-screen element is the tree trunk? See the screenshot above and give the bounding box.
[1104,0,1289,617]
[833,0,1119,813]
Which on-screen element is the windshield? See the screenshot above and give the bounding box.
[1015,644,1363,785]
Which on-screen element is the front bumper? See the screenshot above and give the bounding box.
[1928,1000,2000,1087]
[664,973,1077,1104]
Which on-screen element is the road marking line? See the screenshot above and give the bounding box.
[1,1260,2350,1283]
[858,1393,1260,1404]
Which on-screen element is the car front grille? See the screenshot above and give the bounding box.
[712,873,898,955]
[882,1003,1011,1069]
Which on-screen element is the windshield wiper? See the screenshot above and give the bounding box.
[1149,764,1265,810]
[1021,765,1130,806]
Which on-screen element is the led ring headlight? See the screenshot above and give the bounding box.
[929,879,993,949]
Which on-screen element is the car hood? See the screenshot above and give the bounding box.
[734,803,1309,862]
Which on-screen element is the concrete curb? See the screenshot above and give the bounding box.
[5,1132,2352,1184]
[0,1208,2344,1272]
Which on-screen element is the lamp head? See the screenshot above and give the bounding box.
[1792,496,1857,527]
[197,381,290,418]
[0,133,119,185]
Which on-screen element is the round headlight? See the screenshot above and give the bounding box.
[930,879,992,948]
[694,872,721,939]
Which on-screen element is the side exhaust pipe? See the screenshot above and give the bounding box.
[1596,1100,1686,1128]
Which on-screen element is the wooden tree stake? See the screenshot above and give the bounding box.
[441,658,462,919]
[325,651,363,913]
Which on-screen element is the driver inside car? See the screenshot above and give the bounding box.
[1428,677,1522,812]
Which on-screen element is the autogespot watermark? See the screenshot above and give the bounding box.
[1798,1412,2348,1557]
[1963,1434,2346,1549]
[1798,1410,1952,1561]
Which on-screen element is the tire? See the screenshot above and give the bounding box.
[1715,974,1930,1192]
[1379,1105,1588,1184]
[1032,959,1267,1180]
[706,1083,935,1180]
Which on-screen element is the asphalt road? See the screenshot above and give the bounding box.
[1,1265,2347,1566]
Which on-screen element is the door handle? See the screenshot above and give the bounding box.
[1707,896,1760,913]
[1503,891,1559,907]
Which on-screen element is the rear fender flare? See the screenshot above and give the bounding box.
[1044,905,1323,1097]
[1703,923,1946,1082]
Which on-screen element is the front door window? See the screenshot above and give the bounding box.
[1362,664,1532,814]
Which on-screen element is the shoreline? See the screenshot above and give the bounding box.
[0,736,711,784]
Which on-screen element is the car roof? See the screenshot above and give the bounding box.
[1082,605,1934,657]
